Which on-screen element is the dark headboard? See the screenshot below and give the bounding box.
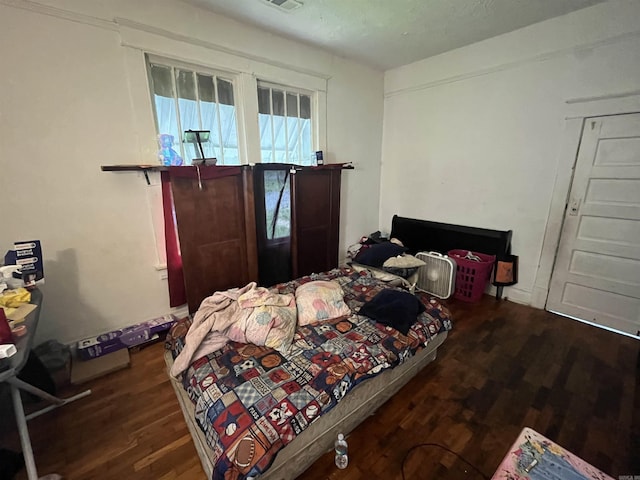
[390,215,513,299]
[390,215,512,258]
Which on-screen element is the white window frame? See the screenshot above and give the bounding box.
[256,80,316,165]
[146,54,246,165]
[145,56,327,167]
[131,43,327,274]
[236,74,326,165]
[117,22,331,279]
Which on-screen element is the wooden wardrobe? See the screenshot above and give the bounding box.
[170,164,344,312]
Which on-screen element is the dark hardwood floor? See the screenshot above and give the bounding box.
[2,296,638,479]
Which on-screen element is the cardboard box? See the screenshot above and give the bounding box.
[71,348,130,384]
[5,240,45,286]
[77,314,176,360]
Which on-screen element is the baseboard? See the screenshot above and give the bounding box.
[502,287,532,306]
[170,304,189,319]
[487,285,533,306]
[531,286,549,309]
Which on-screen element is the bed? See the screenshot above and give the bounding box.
[164,266,452,479]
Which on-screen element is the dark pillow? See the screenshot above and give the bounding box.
[354,242,407,268]
[358,289,425,335]
[381,266,420,279]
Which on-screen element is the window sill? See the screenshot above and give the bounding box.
[155,264,168,280]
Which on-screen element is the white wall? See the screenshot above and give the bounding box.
[0,0,383,344]
[380,0,640,305]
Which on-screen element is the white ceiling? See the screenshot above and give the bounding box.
[181,0,607,70]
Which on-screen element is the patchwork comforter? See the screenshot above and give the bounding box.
[166,267,452,480]
[170,282,296,377]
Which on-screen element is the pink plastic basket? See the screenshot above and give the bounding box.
[448,250,496,303]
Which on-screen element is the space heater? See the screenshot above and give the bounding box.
[415,252,456,299]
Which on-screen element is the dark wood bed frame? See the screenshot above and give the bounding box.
[390,215,513,299]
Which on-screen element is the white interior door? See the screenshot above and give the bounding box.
[547,113,640,337]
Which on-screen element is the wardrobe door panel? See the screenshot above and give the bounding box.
[292,169,341,278]
[170,167,257,312]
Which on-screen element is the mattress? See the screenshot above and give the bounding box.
[165,267,452,479]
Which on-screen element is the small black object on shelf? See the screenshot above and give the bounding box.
[184,130,217,165]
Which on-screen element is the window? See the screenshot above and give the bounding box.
[142,52,327,293]
[148,58,240,165]
[257,82,313,165]
[263,170,291,240]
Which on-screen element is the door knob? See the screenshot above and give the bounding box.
[568,198,581,216]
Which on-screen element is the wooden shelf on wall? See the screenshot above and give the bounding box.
[100,164,167,172]
[100,164,167,185]
[101,163,354,172]
[295,163,354,170]
[100,162,354,184]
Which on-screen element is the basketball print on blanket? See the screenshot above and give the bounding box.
[167,267,454,480]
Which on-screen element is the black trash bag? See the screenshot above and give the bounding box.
[17,351,56,402]
[0,449,24,480]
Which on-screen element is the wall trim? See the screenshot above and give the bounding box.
[0,1,332,82]
[530,118,583,311]
[565,88,640,105]
[486,285,532,306]
[0,0,117,30]
[385,28,640,98]
[118,23,329,93]
[565,90,640,119]
[530,286,549,310]
[533,94,640,311]
[115,17,332,82]
[503,287,532,306]
[171,304,190,320]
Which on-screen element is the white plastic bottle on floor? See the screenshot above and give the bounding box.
[335,433,348,469]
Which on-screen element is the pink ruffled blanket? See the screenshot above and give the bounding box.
[170,283,295,377]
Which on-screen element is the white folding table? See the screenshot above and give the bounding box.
[0,290,91,480]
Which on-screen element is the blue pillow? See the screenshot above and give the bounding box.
[354,242,407,268]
